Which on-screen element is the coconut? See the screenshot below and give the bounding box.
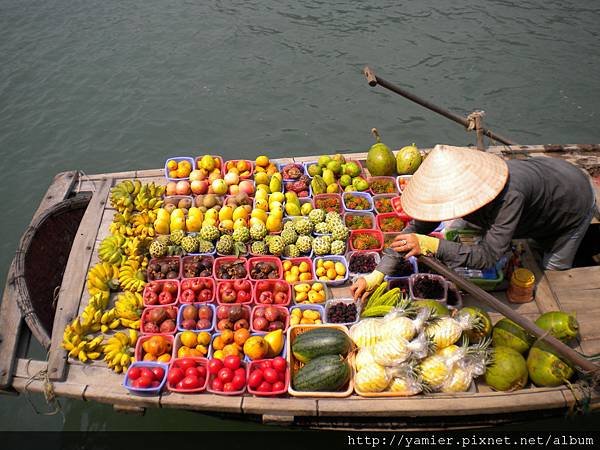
[492,318,534,354]
[534,311,579,343]
[484,346,528,391]
[458,306,492,344]
[412,299,450,317]
[527,340,574,387]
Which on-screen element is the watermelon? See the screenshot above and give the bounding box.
[292,354,351,392]
[292,327,351,363]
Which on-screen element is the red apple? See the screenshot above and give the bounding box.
[191,180,208,195]
[197,305,212,320]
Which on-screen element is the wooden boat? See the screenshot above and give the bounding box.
[1,144,599,429]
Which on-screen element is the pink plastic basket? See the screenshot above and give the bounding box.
[213,256,249,281]
[367,176,398,195]
[376,212,411,233]
[223,160,254,179]
[134,334,174,362]
[253,279,292,306]
[142,279,180,307]
[313,193,343,214]
[248,256,284,281]
[140,305,179,336]
[178,277,215,304]
[215,279,254,305]
[167,357,209,393]
[247,359,290,396]
[207,359,247,395]
[147,256,181,282]
[250,305,290,333]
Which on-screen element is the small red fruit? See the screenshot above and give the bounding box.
[151,367,165,381]
[198,289,213,302]
[182,375,200,390]
[136,375,153,389]
[168,367,185,386]
[274,292,288,305]
[181,279,193,291]
[149,282,162,294]
[248,369,263,389]
[208,359,223,375]
[231,374,246,390]
[223,355,241,370]
[179,359,197,371]
[217,319,233,331]
[185,367,199,378]
[237,290,251,303]
[180,289,196,303]
[257,381,272,392]
[272,356,286,373]
[158,291,174,305]
[211,378,224,391]
[263,368,279,384]
[190,278,204,292]
[223,382,237,393]
[163,281,178,294]
[218,367,234,383]
[252,317,268,331]
[272,381,285,392]
[233,319,249,330]
[128,367,141,380]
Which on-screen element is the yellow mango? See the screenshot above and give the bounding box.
[334,262,346,276]
[233,218,247,229]
[294,283,311,293]
[232,206,248,221]
[326,268,337,279]
[299,272,312,281]
[299,262,310,273]
[219,206,233,221]
[265,214,282,232]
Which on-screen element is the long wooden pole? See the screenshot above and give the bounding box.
[417,255,598,374]
[363,66,517,146]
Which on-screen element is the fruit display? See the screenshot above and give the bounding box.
[166,158,194,180]
[308,154,366,194]
[179,277,214,303]
[248,257,282,280]
[211,328,253,360]
[182,255,213,278]
[141,305,178,334]
[147,257,180,281]
[125,362,167,392]
[251,306,289,332]
[343,192,373,211]
[143,280,179,306]
[247,357,288,395]
[137,335,173,363]
[167,357,208,392]
[224,159,253,180]
[350,230,383,251]
[409,274,447,302]
[290,306,323,325]
[345,213,374,230]
[254,155,279,178]
[217,279,253,304]
[325,301,358,324]
[280,163,305,180]
[368,177,397,194]
[377,214,406,232]
[373,195,394,214]
[293,282,327,304]
[348,252,378,275]
[282,258,313,283]
[214,257,248,280]
[254,280,291,305]
[313,194,342,213]
[175,330,211,358]
[207,355,247,393]
[177,304,215,331]
[215,304,251,331]
[314,258,347,282]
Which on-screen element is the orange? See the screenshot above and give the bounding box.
[146,336,168,356]
[197,331,211,346]
[256,155,269,167]
[212,335,225,351]
[143,353,157,361]
[180,331,198,348]
[234,328,250,346]
[222,344,241,358]
[177,167,190,178]
[221,329,234,345]
[157,354,171,363]
[167,160,178,171]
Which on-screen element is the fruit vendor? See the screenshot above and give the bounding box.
[352,145,596,302]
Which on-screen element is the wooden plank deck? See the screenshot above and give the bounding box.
[3,148,600,424]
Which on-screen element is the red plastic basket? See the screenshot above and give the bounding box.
[349,229,384,252]
[134,334,174,362]
[246,359,290,396]
[142,279,180,307]
[313,194,343,214]
[180,255,215,279]
[179,277,215,304]
[215,280,254,305]
[248,256,284,281]
[213,256,249,281]
[391,195,404,214]
[250,305,290,333]
[140,305,179,336]
[167,357,209,393]
[253,279,292,306]
[376,212,411,233]
[207,360,247,395]
[223,160,254,179]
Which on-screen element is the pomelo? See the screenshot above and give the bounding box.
[396,143,422,175]
[366,128,396,176]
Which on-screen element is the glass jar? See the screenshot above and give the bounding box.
[507,268,535,303]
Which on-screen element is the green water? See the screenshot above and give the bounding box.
[1,0,599,431]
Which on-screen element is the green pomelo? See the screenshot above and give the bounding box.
[396,143,422,175]
[492,318,534,354]
[485,346,528,391]
[527,340,574,387]
[366,128,396,176]
[534,311,579,343]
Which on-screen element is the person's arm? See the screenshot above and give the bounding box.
[402,219,440,235]
[436,191,525,269]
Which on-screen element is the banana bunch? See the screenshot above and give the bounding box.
[63,333,105,363]
[118,259,147,293]
[122,236,151,262]
[115,291,143,326]
[103,330,138,373]
[109,210,132,236]
[129,211,157,238]
[87,262,119,300]
[133,182,165,212]
[110,180,142,213]
[98,235,127,266]
[100,308,121,333]
[62,293,110,361]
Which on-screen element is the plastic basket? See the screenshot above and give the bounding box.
[165,157,195,181]
[409,273,448,304]
[342,191,374,213]
[224,159,254,179]
[372,194,396,214]
[123,361,168,395]
[283,197,313,219]
[283,180,312,199]
[281,257,314,282]
[147,256,182,282]
[212,304,252,335]
[344,211,376,231]
[215,279,254,305]
[207,360,247,396]
[176,303,216,333]
[313,193,343,214]
[367,176,398,195]
[180,255,214,279]
[286,324,354,398]
[142,279,180,307]
[178,277,215,304]
[248,256,283,281]
[194,155,225,176]
[312,255,349,286]
[166,356,209,393]
[253,279,292,306]
[349,229,383,252]
[324,298,361,327]
[291,281,331,305]
[140,306,179,336]
[250,305,290,333]
[244,332,287,362]
[247,359,290,396]
[396,175,412,193]
[391,196,404,215]
[288,303,325,325]
[134,334,174,362]
[277,162,306,181]
[172,331,211,360]
[347,251,381,278]
[213,256,249,281]
[376,212,410,233]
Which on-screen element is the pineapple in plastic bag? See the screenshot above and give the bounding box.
[425,314,481,349]
[373,332,430,367]
[440,339,490,393]
[387,362,423,396]
[349,318,383,349]
[355,362,391,393]
[355,346,378,372]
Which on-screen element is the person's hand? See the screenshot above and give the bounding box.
[390,233,422,258]
[350,277,370,304]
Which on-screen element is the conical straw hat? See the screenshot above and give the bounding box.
[400,145,508,222]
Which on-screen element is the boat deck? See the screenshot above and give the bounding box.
[1,145,599,427]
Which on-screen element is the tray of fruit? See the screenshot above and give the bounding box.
[179,277,214,304]
[165,157,195,181]
[292,281,330,305]
[283,175,311,199]
[147,256,181,281]
[347,251,381,278]
[251,305,290,333]
[173,330,212,359]
[344,211,375,230]
[134,335,174,363]
[248,256,283,280]
[377,212,410,233]
[181,255,214,278]
[396,175,412,193]
[342,192,374,212]
[313,256,348,286]
[254,279,292,306]
[167,357,209,393]
[313,194,343,213]
[278,162,306,181]
[367,176,397,194]
[215,304,251,333]
[324,298,360,327]
[177,303,216,333]
[194,154,224,176]
[349,229,383,252]
[207,355,247,395]
[216,279,253,305]
[373,194,395,214]
[141,305,178,335]
[142,280,180,307]
[289,304,324,326]
[282,258,314,283]
[124,362,168,395]
[247,357,289,396]
[213,257,249,281]
[224,159,254,180]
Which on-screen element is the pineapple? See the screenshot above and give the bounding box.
[425,315,478,349]
[349,318,382,349]
[355,363,390,393]
[372,333,429,367]
[354,347,377,372]
[387,363,423,396]
[418,353,451,390]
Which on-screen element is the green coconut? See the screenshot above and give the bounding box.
[534,311,579,343]
[412,299,450,317]
[396,143,422,175]
[527,340,575,387]
[484,346,529,391]
[366,128,396,176]
[458,306,493,344]
[492,318,535,354]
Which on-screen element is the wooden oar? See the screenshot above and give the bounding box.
[417,255,599,374]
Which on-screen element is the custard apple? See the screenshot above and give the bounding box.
[251,240,268,255]
[296,235,313,254]
[313,236,331,255]
[249,223,267,241]
[331,223,350,241]
[308,208,326,224]
[293,218,314,236]
[283,244,300,258]
[330,240,346,255]
[283,220,295,231]
[268,236,285,256]
[314,222,330,234]
[325,211,342,225]
[181,235,198,253]
[232,226,250,243]
[216,235,234,255]
[281,228,298,245]
[200,225,220,241]
[156,235,171,246]
[149,240,167,258]
[170,229,185,245]
[196,239,214,254]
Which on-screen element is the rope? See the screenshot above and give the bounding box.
[466,111,485,131]
[77,170,96,193]
[23,368,65,423]
[52,285,61,311]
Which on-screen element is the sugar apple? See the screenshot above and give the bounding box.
[325,211,342,225]
[149,240,167,259]
[196,239,215,254]
[313,236,331,255]
[216,235,234,255]
[283,244,300,258]
[293,218,314,236]
[296,235,313,254]
[200,225,220,241]
[330,240,346,255]
[232,226,250,243]
[308,208,326,224]
[281,228,298,245]
[331,223,350,241]
[249,223,267,241]
[156,235,171,246]
[283,220,295,231]
[170,229,186,245]
[268,236,285,256]
[181,235,198,253]
[314,222,330,234]
[251,240,268,255]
